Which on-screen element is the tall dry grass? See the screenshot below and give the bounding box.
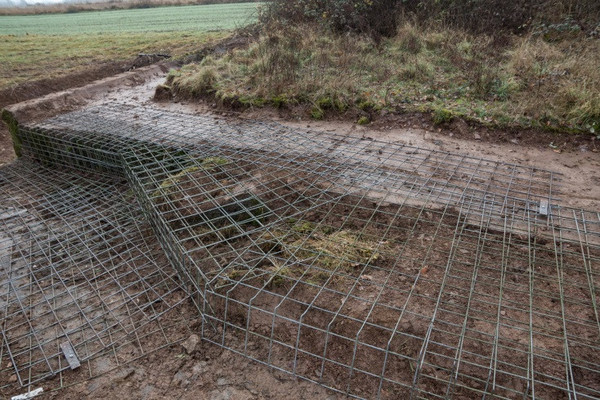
[506,35,600,131]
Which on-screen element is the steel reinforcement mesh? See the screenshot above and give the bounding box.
[0,159,193,393]
[2,103,599,399]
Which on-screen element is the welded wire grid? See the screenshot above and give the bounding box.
[29,104,561,208]
[121,133,600,398]
[0,159,192,394]
[3,103,600,398]
[23,104,600,243]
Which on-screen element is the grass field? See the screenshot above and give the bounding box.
[0,3,259,34]
[0,0,259,16]
[0,2,260,90]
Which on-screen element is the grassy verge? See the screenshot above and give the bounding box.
[168,23,599,135]
[0,31,227,90]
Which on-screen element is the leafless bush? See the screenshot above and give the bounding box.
[261,0,600,37]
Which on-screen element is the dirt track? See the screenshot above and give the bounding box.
[1,64,599,400]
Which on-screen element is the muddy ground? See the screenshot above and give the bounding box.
[1,64,599,400]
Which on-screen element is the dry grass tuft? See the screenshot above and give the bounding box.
[506,36,600,131]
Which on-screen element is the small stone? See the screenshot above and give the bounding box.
[181,334,200,354]
[217,377,229,386]
[8,374,17,383]
[210,388,253,400]
[173,370,190,387]
[399,320,413,332]
[210,389,231,400]
[192,361,208,376]
[510,138,519,145]
[474,133,481,140]
[500,310,506,316]
[87,379,101,393]
[115,367,135,381]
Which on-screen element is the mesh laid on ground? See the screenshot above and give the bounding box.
[0,159,193,391]
[2,103,599,399]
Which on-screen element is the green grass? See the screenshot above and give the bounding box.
[169,23,600,134]
[0,2,260,91]
[0,3,260,35]
[0,31,227,89]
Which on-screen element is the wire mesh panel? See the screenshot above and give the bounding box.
[26,104,561,215]
[0,160,191,391]
[121,140,600,399]
[2,103,599,398]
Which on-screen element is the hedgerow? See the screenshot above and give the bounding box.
[260,0,600,37]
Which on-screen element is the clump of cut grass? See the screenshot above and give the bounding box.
[257,220,388,287]
[151,156,229,198]
[432,108,454,125]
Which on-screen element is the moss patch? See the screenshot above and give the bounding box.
[1,109,22,157]
[357,116,370,125]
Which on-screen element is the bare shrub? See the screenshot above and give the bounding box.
[261,0,600,37]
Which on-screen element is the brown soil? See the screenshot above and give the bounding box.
[1,300,336,399]
[42,345,338,400]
